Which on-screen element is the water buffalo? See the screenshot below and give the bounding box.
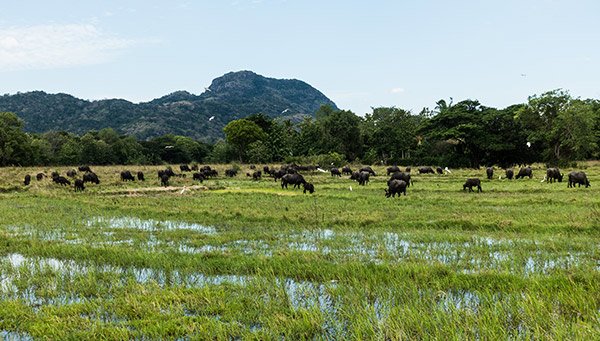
[192,172,204,182]
[271,169,286,181]
[252,171,262,180]
[568,171,590,188]
[66,169,77,178]
[418,166,435,174]
[51,171,60,179]
[505,169,514,180]
[436,167,443,175]
[180,164,191,172]
[389,171,411,187]
[24,174,31,186]
[405,167,411,173]
[53,176,71,186]
[342,166,353,175]
[120,170,135,181]
[137,171,145,181]
[225,169,238,177]
[386,165,401,175]
[83,172,100,184]
[74,179,85,191]
[385,179,407,197]
[357,171,370,186]
[78,165,91,172]
[281,173,306,189]
[330,168,342,177]
[360,166,376,176]
[463,178,482,192]
[263,166,270,174]
[160,174,170,187]
[546,168,563,183]
[486,167,494,180]
[249,164,256,170]
[303,182,315,194]
[36,173,46,181]
[516,167,533,179]
[191,164,199,171]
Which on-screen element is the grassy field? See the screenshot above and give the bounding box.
[0,163,599,339]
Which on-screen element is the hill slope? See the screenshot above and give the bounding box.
[0,71,337,141]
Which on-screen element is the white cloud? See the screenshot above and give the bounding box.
[0,24,133,71]
[390,87,405,94]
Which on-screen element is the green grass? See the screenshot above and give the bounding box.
[0,163,599,339]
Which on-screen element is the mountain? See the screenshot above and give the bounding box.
[0,71,338,141]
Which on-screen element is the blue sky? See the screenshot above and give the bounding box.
[1,0,599,115]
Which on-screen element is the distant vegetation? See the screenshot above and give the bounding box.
[0,88,598,168]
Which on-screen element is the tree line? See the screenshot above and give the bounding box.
[1,89,598,168]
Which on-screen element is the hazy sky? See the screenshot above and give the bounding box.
[1,0,599,115]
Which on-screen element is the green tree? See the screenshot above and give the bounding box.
[223,119,267,162]
[0,112,34,166]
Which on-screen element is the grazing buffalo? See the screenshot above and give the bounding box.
[160,174,170,187]
[385,179,407,197]
[271,169,286,181]
[180,164,191,172]
[486,167,494,180]
[405,167,412,173]
[78,165,91,172]
[36,173,45,181]
[505,169,514,180]
[463,178,482,192]
[74,179,85,191]
[120,170,135,181]
[357,171,370,186]
[158,168,175,179]
[191,164,199,171]
[53,176,71,186]
[418,166,435,174]
[342,166,353,175]
[386,165,401,176]
[281,173,306,189]
[51,171,60,179]
[249,164,256,169]
[252,171,262,180]
[83,172,100,184]
[137,171,145,181]
[545,168,563,183]
[436,167,443,175]
[350,171,360,181]
[516,167,533,179]
[225,169,238,177]
[66,169,77,178]
[24,174,31,186]
[192,172,204,182]
[303,182,315,194]
[568,171,590,188]
[360,166,376,176]
[263,166,270,174]
[330,168,342,177]
[389,171,411,187]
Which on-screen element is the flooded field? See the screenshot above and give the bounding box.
[0,163,599,339]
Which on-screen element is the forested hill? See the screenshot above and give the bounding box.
[0,71,338,142]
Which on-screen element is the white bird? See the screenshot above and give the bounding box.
[444,166,452,174]
[526,141,531,148]
[180,186,189,194]
[208,116,215,121]
[316,167,328,173]
[204,87,212,92]
[349,186,353,192]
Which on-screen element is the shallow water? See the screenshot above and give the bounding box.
[86,216,216,234]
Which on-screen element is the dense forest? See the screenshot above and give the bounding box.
[0,89,598,168]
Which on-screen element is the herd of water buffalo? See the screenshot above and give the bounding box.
[21,163,591,197]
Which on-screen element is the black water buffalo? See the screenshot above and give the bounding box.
[192,172,204,182]
[436,167,443,175]
[350,171,360,181]
[281,173,306,189]
[386,165,401,175]
[78,165,91,172]
[53,176,71,186]
[357,171,370,186]
[418,166,435,174]
[486,167,494,180]
[568,171,590,188]
[360,166,376,176]
[516,167,533,179]
[36,173,45,181]
[225,169,238,177]
[463,178,482,192]
[546,168,563,183]
[24,174,31,186]
[191,164,199,171]
[51,171,60,179]
[385,179,407,197]
[252,171,262,180]
[303,182,315,194]
[160,174,170,187]
[389,171,411,187]
[158,168,175,179]
[330,168,342,177]
[405,167,411,173]
[263,166,270,174]
[180,164,191,172]
[137,171,145,181]
[120,170,135,181]
[66,169,77,178]
[74,179,85,191]
[342,166,353,175]
[83,172,100,184]
[505,169,514,180]
[271,169,286,181]
[249,164,256,169]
